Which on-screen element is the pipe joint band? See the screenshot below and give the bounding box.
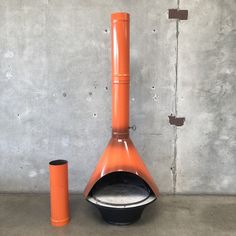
[113,80,129,84]
[112,74,129,77]
[112,75,130,84]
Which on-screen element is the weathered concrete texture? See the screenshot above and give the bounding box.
[0,0,177,193]
[1,0,236,195]
[177,0,236,193]
[0,194,236,236]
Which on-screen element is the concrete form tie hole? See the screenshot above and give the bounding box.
[129,125,136,131]
[153,94,158,102]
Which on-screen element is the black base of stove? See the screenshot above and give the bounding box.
[96,205,145,225]
[87,172,157,225]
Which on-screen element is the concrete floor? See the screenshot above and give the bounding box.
[0,194,236,236]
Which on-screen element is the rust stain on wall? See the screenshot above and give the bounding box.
[168,114,185,126]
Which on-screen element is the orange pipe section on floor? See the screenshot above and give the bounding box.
[49,160,70,227]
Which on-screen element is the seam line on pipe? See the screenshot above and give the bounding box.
[112,19,129,23]
[113,74,129,77]
[113,81,129,84]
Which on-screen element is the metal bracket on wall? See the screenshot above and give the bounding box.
[168,9,188,20]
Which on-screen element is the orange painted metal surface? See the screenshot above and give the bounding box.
[112,13,130,134]
[84,12,160,198]
[49,160,70,227]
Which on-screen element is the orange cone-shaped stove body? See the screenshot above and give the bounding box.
[49,160,70,227]
[84,12,160,198]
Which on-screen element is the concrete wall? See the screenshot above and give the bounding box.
[176,0,236,194]
[0,0,235,194]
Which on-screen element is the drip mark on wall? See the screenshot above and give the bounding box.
[93,81,98,89]
[87,92,92,102]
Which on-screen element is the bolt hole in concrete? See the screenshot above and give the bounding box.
[62,92,67,97]
[104,29,108,33]
[153,94,158,101]
[152,29,157,33]
[93,113,97,118]
[129,125,136,131]
[105,86,108,90]
[151,86,155,90]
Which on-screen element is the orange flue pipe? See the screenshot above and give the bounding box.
[49,160,70,227]
[84,13,160,198]
[112,13,130,135]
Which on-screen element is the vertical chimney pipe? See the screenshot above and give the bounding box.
[111,13,130,136]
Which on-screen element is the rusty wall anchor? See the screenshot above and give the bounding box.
[168,9,188,20]
[168,114,185,127]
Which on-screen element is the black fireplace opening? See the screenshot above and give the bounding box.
[87,171,156,225]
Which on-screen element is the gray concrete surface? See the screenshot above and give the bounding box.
[0,0,236,194]
[176,0,236,194]
[0,0,177,193]
[0,194,236,236]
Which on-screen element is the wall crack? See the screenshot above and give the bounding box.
[172,0,180,195]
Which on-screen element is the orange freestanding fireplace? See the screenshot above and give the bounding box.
[84,12,160,225]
